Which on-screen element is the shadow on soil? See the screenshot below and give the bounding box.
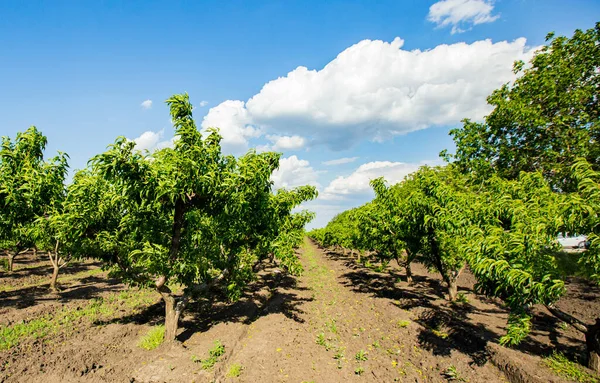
[0,273,122,311]
[95,263,314,344]
[320,246,589,366]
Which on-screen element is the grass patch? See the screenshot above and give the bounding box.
[543,352,599,383]
[0,287,157,350]
[138,325,165,350]
[553,251,589,279]
[0,267,104,293]
[0,258,9,271]
[396,320,410,328]
[195,340,226,370]
[227,363,243,378]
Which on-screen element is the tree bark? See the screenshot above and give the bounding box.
[7,251,15,272]
[159,287,186,342]
[405,263,413,285]
[447,277,458,301]
[50,264,59,291]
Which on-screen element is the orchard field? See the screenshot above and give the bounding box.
[2,24,600,383]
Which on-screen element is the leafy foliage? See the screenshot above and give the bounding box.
[444,23,600,191]
[0,127,69,271]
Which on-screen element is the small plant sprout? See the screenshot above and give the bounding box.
[355,350,368,361]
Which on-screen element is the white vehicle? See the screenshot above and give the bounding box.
[557,233,589,249]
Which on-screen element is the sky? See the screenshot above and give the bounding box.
[1,0,599,228]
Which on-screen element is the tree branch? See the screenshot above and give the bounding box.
[545,304,589,334]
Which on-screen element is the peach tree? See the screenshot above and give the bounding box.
[68,93,316,341]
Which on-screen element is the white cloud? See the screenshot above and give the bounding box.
[134,130,162,151]
[141,99,153,109]
[201,36,535,150]
[322,161,423,199]
[271,155,320,190]
[428,0,499,34]
[323,157,359,166]
[200,100,261,154]
[199,101,209,107]
[132,130,174,152]
[265,135,306,151]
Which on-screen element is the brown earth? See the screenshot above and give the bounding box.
[0,240,598,382]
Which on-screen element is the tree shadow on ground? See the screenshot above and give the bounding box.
[0,261,102,280]
[0,275,122,311]
[94,264,313,344]
[320,245,588,366]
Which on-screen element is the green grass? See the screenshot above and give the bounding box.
[227,363,243,378]
[396,320,410,328]
[543,352,599,383]
[355,366,365,375]
[553,251,590,279]
[0,267,104,293]
[0,258,9,271]
[138,325,165,350]
[0,288,157,350]
[195,340,226,370]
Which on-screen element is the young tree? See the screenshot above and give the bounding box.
[0,127,68,272]
[445,23,600,191]
[462,166,600,372]
[73,93,316,342]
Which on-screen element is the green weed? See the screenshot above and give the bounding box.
[355,349,368,361]
[442,365,466,381]
[138,325,165,350]
[227,363,243,378]
[196,340,226,370]
[355,366,365,375]
[396,320,410,328]
[455,293,469,304]
[543,352,599,383]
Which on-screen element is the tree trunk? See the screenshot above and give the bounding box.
[405,263,413,285]
[7,252,15,272]
[357,251,361,263]
[158,287,186,343]
[447,277,458,301]
[50,264,59,291]
[586,319,600,373]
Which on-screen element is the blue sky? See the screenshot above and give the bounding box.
[1,0,599,228]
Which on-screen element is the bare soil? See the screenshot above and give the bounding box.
[0,241,598,382]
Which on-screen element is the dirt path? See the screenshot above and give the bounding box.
[196,238,507,383]
[4,239,592,382]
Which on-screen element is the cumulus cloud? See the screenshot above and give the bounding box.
[322,157,359,166]
[202,36,535,150]
[321,161,424,200]
[132,130,174,152]
[428,0,499,34]
[263,134,307,152]
[141,99,153,109]
[200,100,261,154]
[271,155,320,190]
